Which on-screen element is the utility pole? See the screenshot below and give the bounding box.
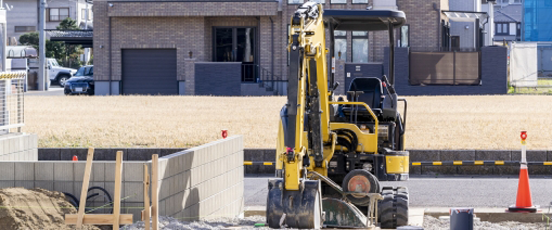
[488,0,495,46]
[38,0,46,90]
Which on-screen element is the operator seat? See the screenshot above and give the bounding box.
[343,78,384,120]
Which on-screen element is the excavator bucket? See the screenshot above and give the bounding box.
[266,179,323,229]
[322,198,368,228]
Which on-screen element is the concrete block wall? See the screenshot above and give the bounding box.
[156,135,244,221]
[1,136,244,223]
[0,133,38,161]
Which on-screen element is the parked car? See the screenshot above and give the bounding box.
[65,65,94,95]
[48,58,77,87]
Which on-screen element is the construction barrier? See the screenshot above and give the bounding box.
[244,161,552,166]
[410,161,552,166]
[243,161,275,166]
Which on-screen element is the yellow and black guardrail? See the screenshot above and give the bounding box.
[411,161,552,166]
[243,161,552,166]
[243,161,275,166]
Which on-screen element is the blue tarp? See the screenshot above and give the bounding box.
[524,0,552,41]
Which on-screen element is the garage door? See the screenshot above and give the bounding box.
[122,49,177,95]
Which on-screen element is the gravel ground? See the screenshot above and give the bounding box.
[423,216,549,230]
[122,216,267,230]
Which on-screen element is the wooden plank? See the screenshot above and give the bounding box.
[143,164,151,229]
[65,214,133,225]
[141,207,152,221]
[113,151,124,230]
[151,154,159,230]
[76,148,95,228]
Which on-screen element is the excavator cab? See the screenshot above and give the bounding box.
[268,2,410,229]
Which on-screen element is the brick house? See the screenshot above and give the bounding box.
[93,0,452,96]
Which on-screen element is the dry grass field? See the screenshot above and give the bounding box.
[25,95,552,150]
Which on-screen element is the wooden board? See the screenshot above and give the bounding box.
[65,214,133,225]
[143,164,151,229]
[152,154,159,230]
[113,151,124,230]
[76,147,95,228]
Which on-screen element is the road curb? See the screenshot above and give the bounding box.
[424,207,548,223]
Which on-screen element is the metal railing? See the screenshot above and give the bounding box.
[0,72,26,133]
[241,64,281,94]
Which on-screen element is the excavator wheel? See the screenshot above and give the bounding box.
[266,179,323,229]
[342,169,381,206]
[378,186,409,229]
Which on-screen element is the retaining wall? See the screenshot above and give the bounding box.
[2,136,244,222]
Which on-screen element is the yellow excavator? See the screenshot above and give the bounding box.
[267,1,410,229]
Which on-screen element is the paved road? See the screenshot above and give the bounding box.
[25,86,65,96]
[245,176,552,208]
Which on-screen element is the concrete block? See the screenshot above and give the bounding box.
[54,181,73,194]
[0,139,4,155]
[35,162,54,181]
[105,162,119,182]
[124,162,143,182]
[31,148,38,161]
[160,148,186,157]
[184,203,200,221]
[35,181,54,191]
[30,135,38,149]
[92,162,105,182]
[159,178,170,201]
[93,149,118,161]
[159,199,166,216]
[157,159,168,180]
[14,162,34,180]
[74,162,93,182]
[9,138,16,154]
[127,148,160,161]
[167,157,179,178]
[61,148,88,161]
[54,162,73,181]
[15,181,34,189]
[38,148,61,160]
[123,182,143,202]
[2,139,8,156]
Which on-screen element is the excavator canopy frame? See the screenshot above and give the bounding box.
[324,9,406,86]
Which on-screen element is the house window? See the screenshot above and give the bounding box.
[334,30,347,62]
[400,25,410,47]
[331,0,346,4]
[14,26,36,33]
[496,23,509,35]
[81,9,86,20]
[516,23,521,36]
[352,31,368,63]
[352,0,368,3]
[49,8,69,22]
[213,27,257,82]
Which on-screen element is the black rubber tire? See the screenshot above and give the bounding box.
[378,187,409,229]
[342,169,380,206]
[57,75,70,87]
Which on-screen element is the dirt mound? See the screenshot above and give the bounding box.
[0,187,99,230]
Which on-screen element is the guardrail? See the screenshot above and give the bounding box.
[243,161,552,166]
[0,71,26,133]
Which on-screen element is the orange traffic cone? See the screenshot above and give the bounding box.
[508,131,538,213]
